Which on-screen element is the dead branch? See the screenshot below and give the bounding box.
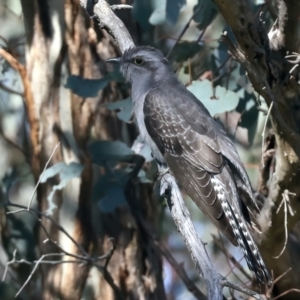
[79,0,134,53]
[0,48,40,177]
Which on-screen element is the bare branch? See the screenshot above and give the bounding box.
[261,101,274,167]
[27,142,61,209]
[110,4,132,11]
[5,202,122,299]
[221,278,266,300]
[212,234,252,282]
[272,288,300,300]
[79,0,134,53]
[160,173,223,299]
[273,190,295,258]
[155,238,206,299]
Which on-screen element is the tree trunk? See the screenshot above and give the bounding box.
[20,0,165,299]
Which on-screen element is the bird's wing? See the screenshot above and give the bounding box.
[172,89,259,212]
[143,87,272,285]
[143,87,238,244]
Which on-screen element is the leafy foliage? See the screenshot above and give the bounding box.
[132,0,186,28]
[40,162,84,215]
[187,80,239,116]
[65,75,110,97]
[193,0,218,30]
[106,98,133,123]
[89,141,147,213]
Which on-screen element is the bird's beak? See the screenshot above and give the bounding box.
[106,57,122,64]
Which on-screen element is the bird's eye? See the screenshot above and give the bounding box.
[134,57,144,65]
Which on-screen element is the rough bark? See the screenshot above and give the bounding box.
[212,0,300,298]
[20,0,165,299]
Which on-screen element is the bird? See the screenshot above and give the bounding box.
[107,46,272,286]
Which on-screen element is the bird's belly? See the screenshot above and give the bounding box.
[139,118,166,165]
[134,108,166,165]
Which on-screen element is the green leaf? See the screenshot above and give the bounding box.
[40,162,65,182]
[169,42,203,63]
[132,0,153,30]
[237,94,259,145]
[98,185,127,213]
[106,98,133,123]
[65,75,110,97]
[187,80,239,116]
[193,0,218,30]
[93,175,128,213]
[149,0,167,25]
[89,141,135,165]
[165,0,186,25]
[41,162,84,215]
[149,0,186,26]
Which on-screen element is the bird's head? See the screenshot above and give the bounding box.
[106,46,171,85]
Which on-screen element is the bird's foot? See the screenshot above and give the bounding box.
[154,166,170,197]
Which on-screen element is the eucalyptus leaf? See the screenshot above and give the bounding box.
[187,80,239,116]
[193,0,218,30]
[149,0,186,26]
[98,186,127,213]
[65,75,110,98]
[132,0,153,30]
[89,141,135,165]
[169,42,203,63]
[106,98,133,123]
[41,162,84,215]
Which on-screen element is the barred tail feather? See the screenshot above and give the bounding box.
[211,176,272,286]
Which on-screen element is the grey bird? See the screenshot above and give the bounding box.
[107,46,272,286]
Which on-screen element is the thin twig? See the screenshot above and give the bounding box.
[7,202,89,257]
[272,288,300,300]
[0,80,24,96]
[27,142,61,209]
[166,6,202,58]
[261,101,273,167]
[273,190,295,258]
[15,253,61,297]
[213,233,251,284]
[133,215,205,300]
[273,268,292,285]
[221,278,266,300]
[156,242,206,300]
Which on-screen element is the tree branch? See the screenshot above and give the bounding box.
[159,173,224,300]
[79,0,134,53]
[213,0,300,296]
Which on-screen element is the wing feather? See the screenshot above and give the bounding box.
[143,88,240,244]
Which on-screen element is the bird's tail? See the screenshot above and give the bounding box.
[212,175,272,286]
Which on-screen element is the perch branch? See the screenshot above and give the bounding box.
[159,172,224,300]
[160,173,266,300]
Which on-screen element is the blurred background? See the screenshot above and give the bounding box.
[0,0,270,299]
